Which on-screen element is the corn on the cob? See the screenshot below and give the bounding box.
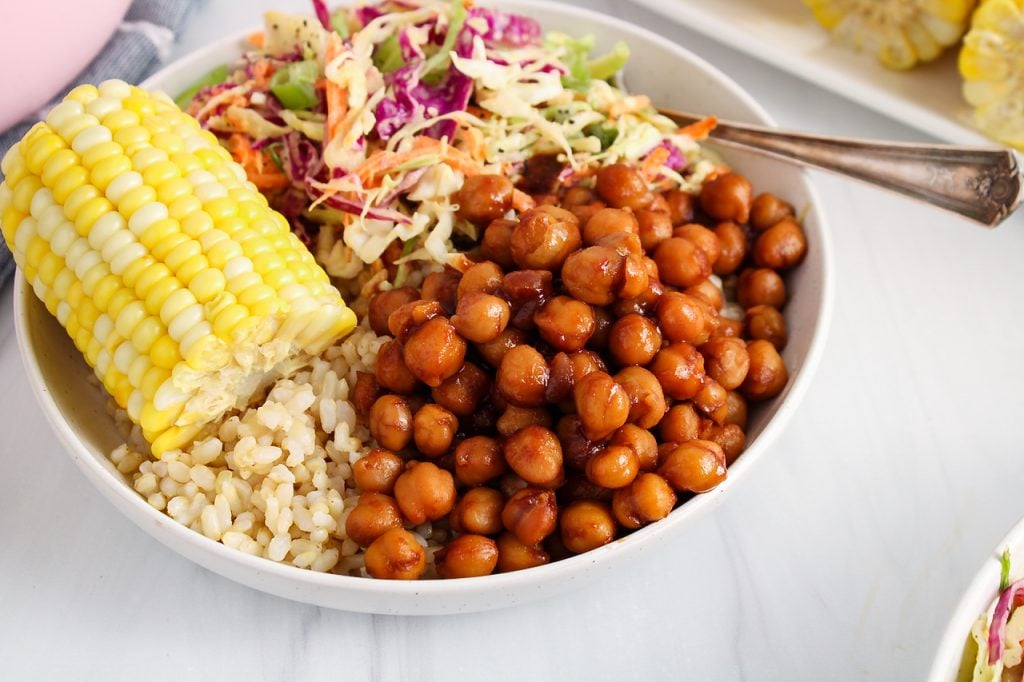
[0,80,357,456]
[803,0,977,69]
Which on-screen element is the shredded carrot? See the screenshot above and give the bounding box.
[250,60,272,89]
[323,33,349,147]
[511,189,535,212]
[228,134,290,190]
[639,146,671,182]
[459,125,486,162]
[247,31,265,48]
[608,95,651,119]
[677,115,718,141]
[356,137,484,187]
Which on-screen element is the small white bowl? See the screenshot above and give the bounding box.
[14,0,833,614]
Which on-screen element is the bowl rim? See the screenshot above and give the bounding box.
[13,0,835,605]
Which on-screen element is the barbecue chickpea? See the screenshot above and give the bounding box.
[589,306,613,351]
[713,221,747,276]
[586,445,640,489]
[496,344,549,407]
[583,208,638,244]
[737,268,786,309]
[658,440,727,493]
[753,217,807,270]
[701,337,751,390]
[674,223,721,267]
[502,488,558,545]
[595,230,644,257]
[534,296,595,352]
[435,535,500,578]
[560,500,617,554]
[664,189,696,226]
[393,461,457,524]
[455,174,514,225]
[614,366,668,429]
[712,316,744,340]
[557,414,603,471]
[431,362,490,417]
[561,474,615,503]
[421,270,460,313]
[546,350,607,404]
[499,473,530,498]
[607,314,661,367]
[451,292,510,343]
[403,317,466,388]
[368,287,419,336]
[345,492,404,547]
[387,299,444,341]
[352,371,382,418]
[352,449,404,494]
[744,305,788,349]
[685,278,725,312]
[657,292,711,345]
[721,391,748,428]
[497,532,550,572]
[750,192,794,231]
[700,421,747,463]
[454,436,507,485]
[635,208,673,251]
[595,163,653,210]
[369,395,413,452]
[481,218,517,270]
[654,237,711,288]
[613,275,664,317]
[412,403,458,457]
[450,486,505,535]
[564,186,596,206]
[574,371,630,441]
[610,423,659,471]
[570,203,605,225]
[497,405,554,436]
[650,342,706,400]
[457,261,504,299]
[365,528,427,580]
[648,192,670,214]
[659,402,701,444]
[562,245,624,305]
[502,269,554,329]
[612,473,677,529]
[699,172,753,224]
[503,425,564,487]
[510,205,582,271]
[694,378,728,415]
[742,339,788,400]
[475,327,527,367]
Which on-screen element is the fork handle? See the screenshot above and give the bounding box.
[662,109,1023,227]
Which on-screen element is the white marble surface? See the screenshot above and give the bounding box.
[2,1,1023,679]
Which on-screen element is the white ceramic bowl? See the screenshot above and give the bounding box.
[13,0,833,615]
[928,518,1024,681]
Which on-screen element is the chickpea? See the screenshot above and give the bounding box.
[412,403,458,457]
[421,270,461,314]
[655,292,709,345]
[502,488,558,546]
[352,449,404,494]
[617,253,651,300]
[451,292,510,343]
[534,296,595,352]
[753,217,807,270]
[435,534,500,578]
[497,405,554,437]
[561,500,617,554]
[650,342,706,400]
[635,208,673,251]
[613,366,668,429]
[700,421,747,464]
[570,203,605,225]
[369,287,419,336]
[595,163,653,210]
[454,174,514,225]
[701,337,751,390]
[564,186,596,207]
[387,299,444,342]
[610,424,659,471]
[402,317,467,388]
[674,223,721,267]
[431,362,490,417]
[607,314,662,367]
[659,402,701,444]
[744,304,788,350]
[561,474,615,503]
[369,395,413,452]
[574,371,630,441]
[557,414,604,471]
[499,473,530,499]
[475,327,527,368]
[722,391,748,429]
[595,230,644,257]
[450,487,505,535]
[583,208,638,244]
[352,371,382,419]
[663,189,696,225]
[510,205,582,271]
[750,192,794,231]
[586,445,640,489]
[503,425,564,487]
[501,269,554,329]
[658,440,727,493]
[648,192,670,214]
[711,317,744,340]
[742,339,788,400]
[374,340,418,395]
[654,237,711,288]
[699,172,753,224]
[393,460,457,524]
[497,532,550,572]
[365,528,427,580]
[737,268,786,309]
[684,279,724,312]
[481,218,517,271]
[694,377,728,416]
[496,344,549,407]
[457,261,504,299]
[589,306,614,351]
[546,350,607,404]
[345,492,404,547]
[561,245,624,306]
[611,473,677,529]
[454,436,507,486]
[713,221,747,276]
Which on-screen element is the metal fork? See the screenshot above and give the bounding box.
[658,107,1023,227]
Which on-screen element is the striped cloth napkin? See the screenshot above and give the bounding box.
[0,0,198,289]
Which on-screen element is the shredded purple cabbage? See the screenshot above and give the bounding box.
[466,7,541,47]
[355,6,383,27]
[312,0,331,30]
[989,578,1024,665]
[649,140,688,172]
